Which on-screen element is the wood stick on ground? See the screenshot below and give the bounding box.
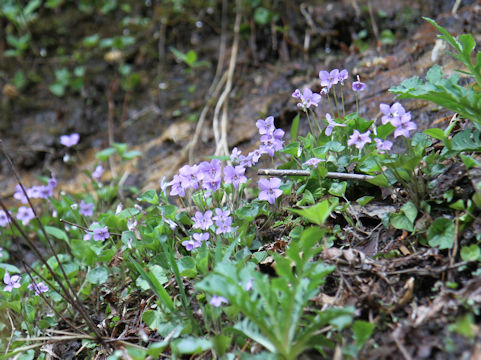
[258,168,375,181]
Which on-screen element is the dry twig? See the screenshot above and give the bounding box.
[258,168,375,181]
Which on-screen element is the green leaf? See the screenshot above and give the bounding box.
[96,147,116,161]
[49,83,65,96]
[401,201,418,224]
[427,217,455,249]
[127,255,175,311]
[45,225,69,244]
[460,154,481,170]
[177,256,197,278]
[451,129,481,152]
[142,309,164,330]
[367,173,389,187]
[328,182,347,197]
[424,128,446,141]
[254,7,271,25]
[291,113,300,141]
[185,50,198,66]
[137,190,159,205]
[122,150,142,160]
[172,336,212,355]
[460,244,480,262]
[86,265,109,284]
[356,196,374,206]
[353,320,375,350]
[289,199,333,226]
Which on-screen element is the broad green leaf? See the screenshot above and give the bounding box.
[86,265,109,284]
[171,336,212,355]
[142,310,164,330]
[291,113,300,141]
[328,181,347,197]
[460,244,480,262]
[427,217,455,249]
[137,190,159,204]
[96,147,116,161]
[356,196,374,206]
[367,173,389,187]
[424,128,446,141]
[390,214,414,232]
[45,226,69,244]
[289,199,333,226]
[353,320,375,350]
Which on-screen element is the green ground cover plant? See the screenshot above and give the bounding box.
[1,17,480,359]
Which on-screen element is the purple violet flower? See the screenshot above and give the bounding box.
[179,164,200,190]
[295,88,322,110]
[224,165,247,188]
[60,133,80,148]
[0,210,11,227]
[28,281,49,295]
[319,69,340,89]
[292,89,301,99]
[245,277,253,291]
[320,88,328,95]
[215,217,233,234]
[352,75,366,92]
[258,177,282,204]
[169,175,186,197]
[303,158,324,167]
[256,116,275,135]
[92,226,109,241]
[182,239,201,251]
[347,130,372,150]
[193,232,210,243]
[374,138,393,154]
[380,102,406,125]
[393,113,417,138]
[210,294,229,307]
[192,210,213,230]
[198,159,222,182]
[3,271,21,292]
[230,147,242,164]
[13,184,28,204]
[16,206,34,225]
[92,165,104,181]
[338,69,349,83]
[325,113,346,136]
[79,200,94,217]
[213,208,230,223]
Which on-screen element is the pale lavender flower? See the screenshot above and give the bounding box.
[210,294,228,307]
[393,113,417,138]
[3,271,21,292]
[258,177,282,204]
[319,69,340,89]
[215,217,233,234]
[48,176,57,190]
[36,185,53,199]
[324,113,346,136]
[92,165,104,181]
[60,133,80,147]
[93,226,109,241]
[13,184,28,204]
[115,203,123,215]
[213,208,230,223]
[347,130,372,150]
[320,88,328,95]
[380,102,406,125]
[182,239,201,251]
[296,88,322,110]
[245,277,253,291]
[260,128,285,157]
[374,138,393,154]
[292,89,302,99]
[28,281,49,295]
[192,210,213,230]
[224,165,247,188]
[179,164,200,190]
[83,233,92,241]
[303,158,323,167]
[246,149,263,166]
[17,206,34,225]
[169,175,186,197]
[352,75,366,92]
[198,159,222,182]
[0,210,11,227]
[338,69,349,83]
[193,232,210,243]
[256,116,275,135]
[230,147,242,164]
[79,200,94,217]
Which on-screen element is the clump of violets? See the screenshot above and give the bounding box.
[325,113,346,136]
[28,281,49,295]
[12,175,57,204]
[3,271,21,292]
[379,102,417,138]
[258,177,283,205]
[182,232,209,251]
[60,133,80,147]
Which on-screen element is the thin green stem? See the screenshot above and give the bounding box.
[332,86,341,119]
[340,84,346,118]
